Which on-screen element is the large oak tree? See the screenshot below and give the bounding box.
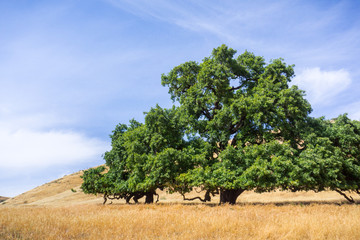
[82,45,360,204]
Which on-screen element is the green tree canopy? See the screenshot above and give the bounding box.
[82,45,360,204]
[291,114,360,202]
[161,45,312,203]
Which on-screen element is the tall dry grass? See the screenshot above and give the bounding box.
[1,203,360,239]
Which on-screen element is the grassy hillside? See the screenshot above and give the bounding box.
[2,166,360,206]
[0,196,8,203]
[2,170,103,206]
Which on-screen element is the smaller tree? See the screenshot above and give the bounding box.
[290,114,360,203]
[81,105,205,204]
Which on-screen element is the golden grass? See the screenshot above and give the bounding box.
[3,170,102,206]
[3,167,360,239]
[1,203,360,240]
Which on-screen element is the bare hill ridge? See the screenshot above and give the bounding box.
[3,169,103,206]
[0,196,9,203]
[3,167,359,206]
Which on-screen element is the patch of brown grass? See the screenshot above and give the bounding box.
[1,204,360,239]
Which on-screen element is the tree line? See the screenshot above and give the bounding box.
[81,45,360,204]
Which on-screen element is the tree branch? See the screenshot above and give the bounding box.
[335,189,355,203]
[230,123,241,135]
[213,101,220,111]
[231,85,242,91]
[230,78,257,91]
[202,110,213,120]
[230,114,246,135]
[181,190,211,202]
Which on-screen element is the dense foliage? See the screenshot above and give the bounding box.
[291,114,360,202]
[81,45,360,204]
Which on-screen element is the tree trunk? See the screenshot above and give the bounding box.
[219,188,244,205]
[145,191,154,204]
[125,194,132,204]
[103,193,108,205]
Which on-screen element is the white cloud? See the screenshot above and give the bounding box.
[0,109,109,196]
[292,67,351,106]
[0,106,108,172]
[0,127,109,169]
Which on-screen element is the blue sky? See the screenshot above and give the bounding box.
[1,0,360,197]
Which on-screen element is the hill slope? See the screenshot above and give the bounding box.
[3,170,103,206]
[0,196,9,203]
[3,167,359,206]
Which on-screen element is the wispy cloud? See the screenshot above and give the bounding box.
[0,110,109,197]
[104,0,360,73]
[104,0,238,41]
[292,68,351,106]
[0,128,108,169]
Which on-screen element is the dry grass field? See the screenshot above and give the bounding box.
[1,204,360,239]
[2,168,360,239]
